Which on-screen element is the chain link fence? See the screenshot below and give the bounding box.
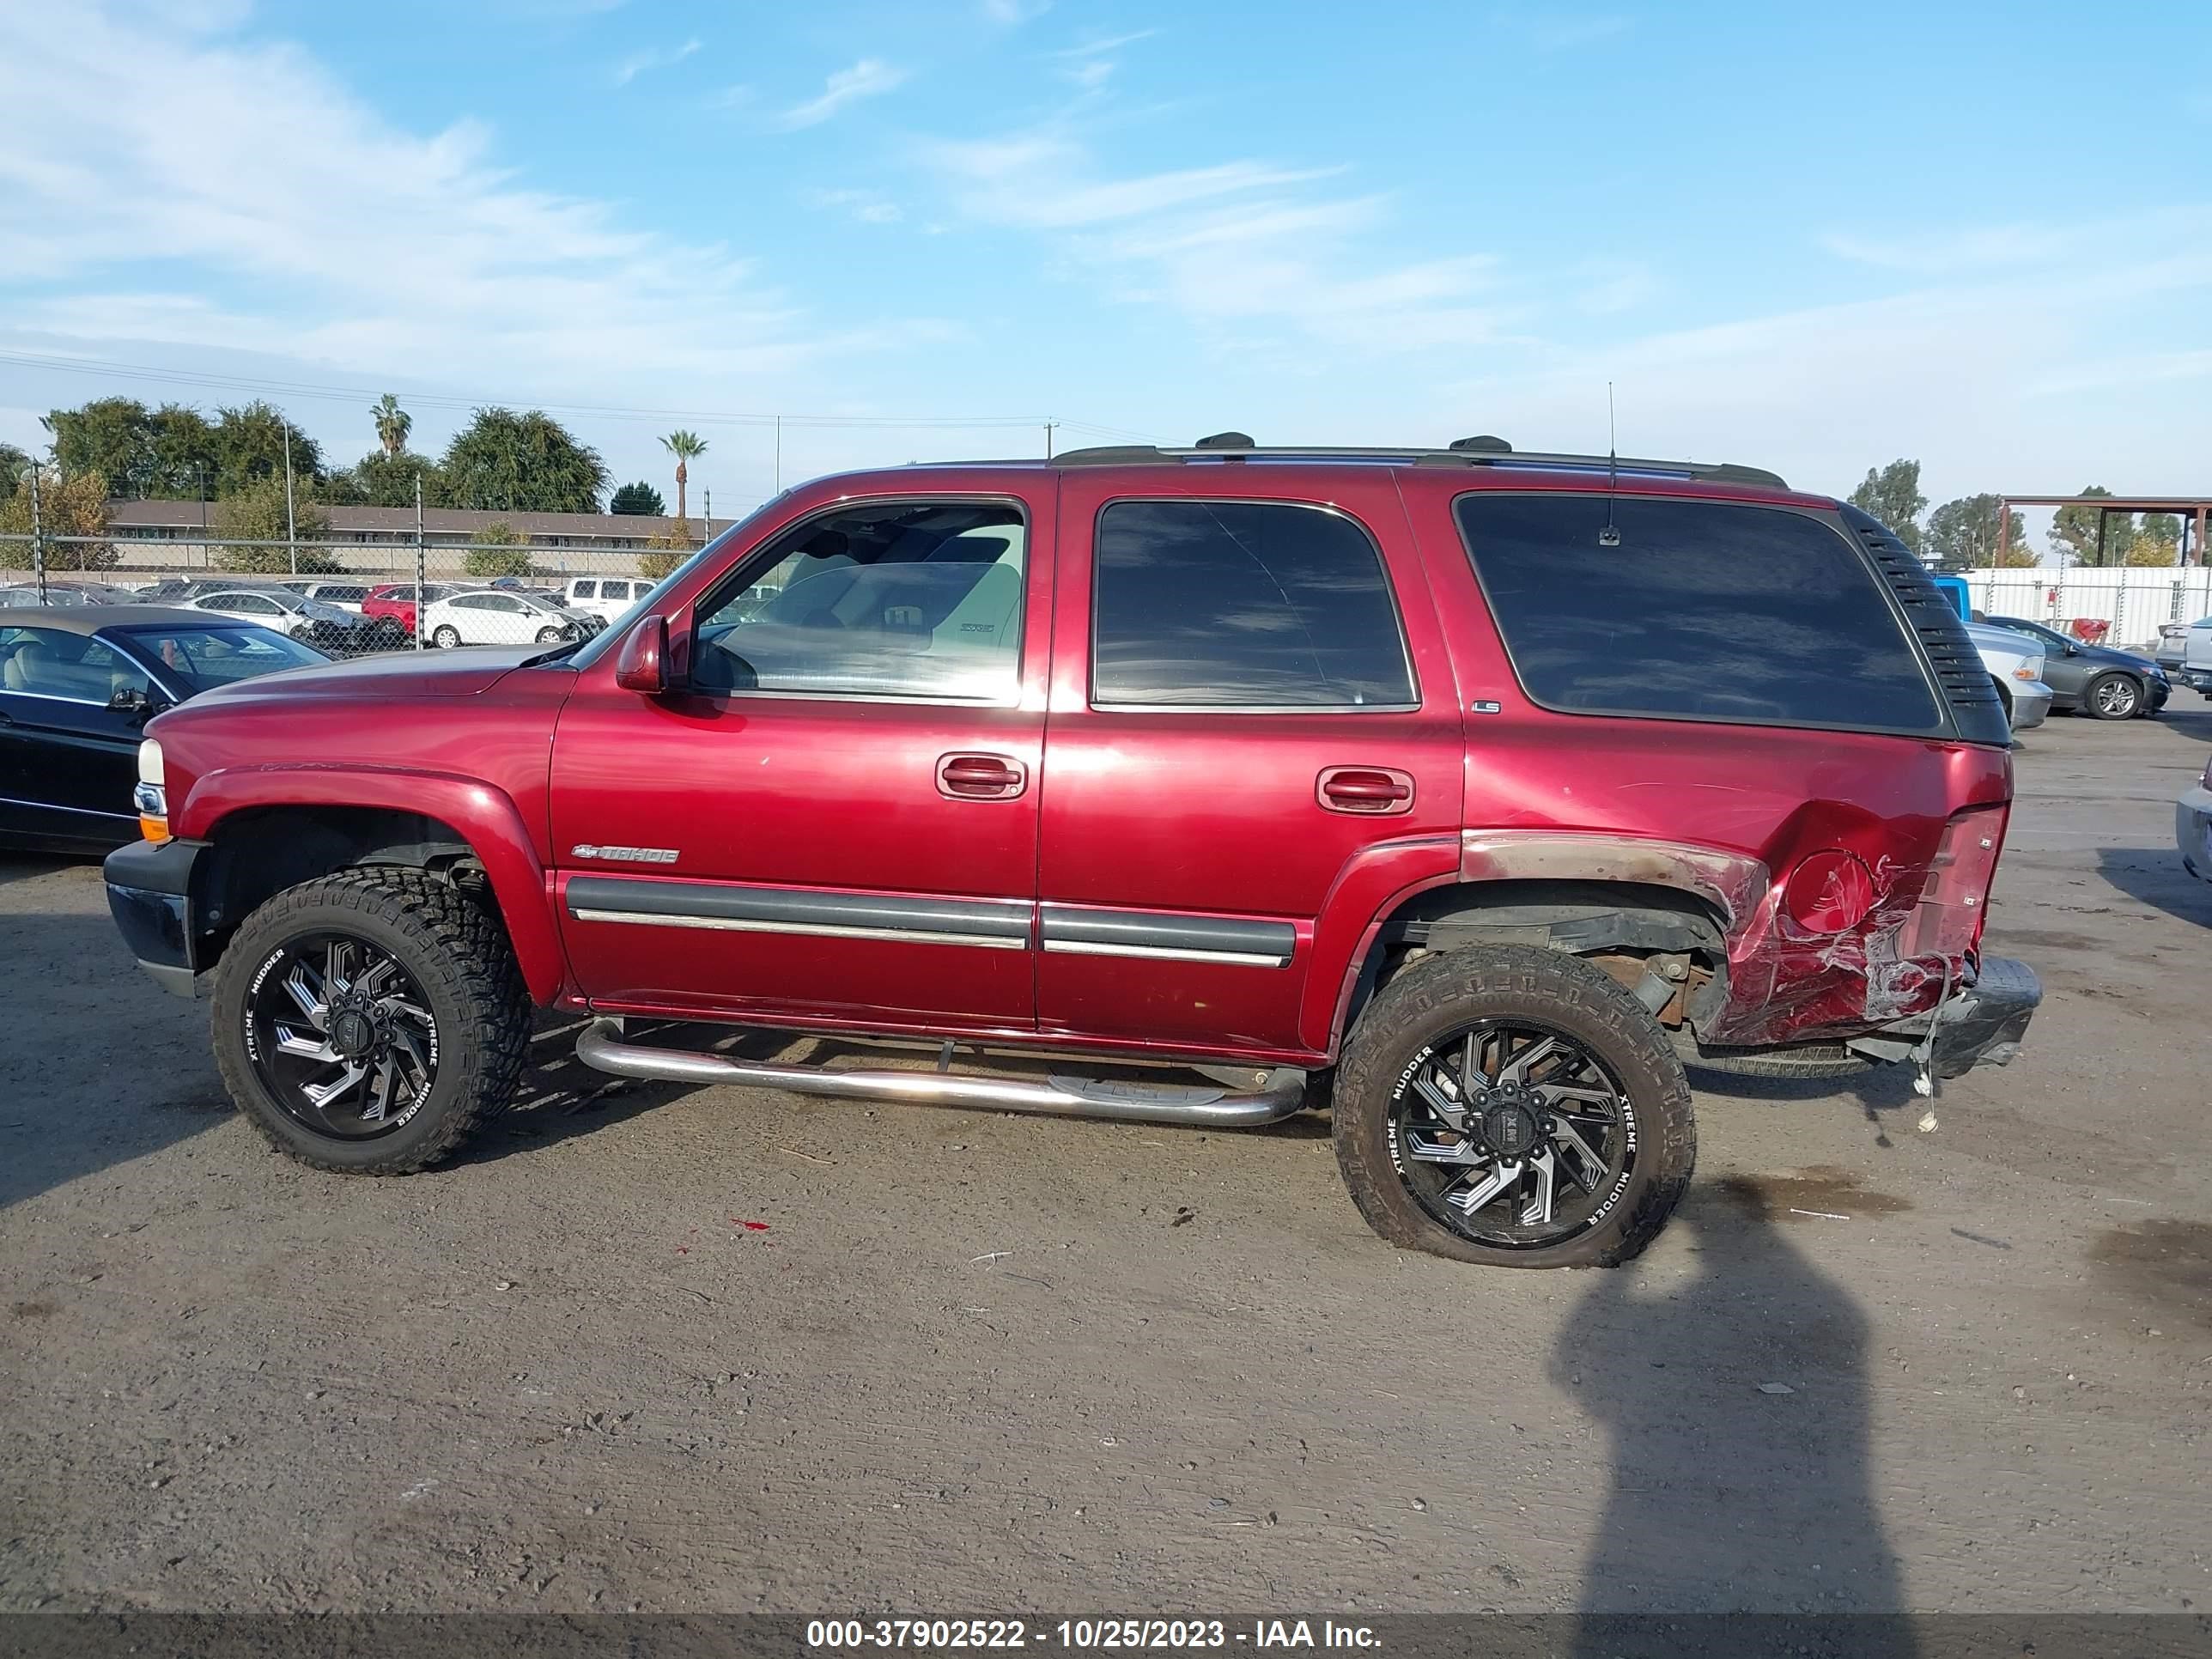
[0,530,694,659]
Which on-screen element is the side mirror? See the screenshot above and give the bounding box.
[107,685,151,718]
[614,615,669,695]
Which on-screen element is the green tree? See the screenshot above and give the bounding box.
[441,408,608,514]
[0,467,114,570]
[0,441,28,485]
[639,517,700,580]
[149,404,221,498]
[353,449,447,508]
[610,480,665,515]
[462,520,536,578]
[372,392,412,458]
[2048,486,2138,566]
[318,465,368,506]
[213,401,324,495]
[1925,494,2032,569]
[45,398,156,495]
[659,429,707,522]
[2125,512,2180,568]
[211,475,337,574]
[1846,459,1927,552]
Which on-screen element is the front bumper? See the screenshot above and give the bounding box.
[2008,684,2053,730]
[2179,786,2212,884]
[1852,956,2043,1079]
[103,836,208,997]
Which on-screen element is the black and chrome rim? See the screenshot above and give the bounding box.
[1387,1019,1637,1249]
[242,933,440,1139]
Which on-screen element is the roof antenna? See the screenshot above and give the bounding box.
[1597,382,1621,548]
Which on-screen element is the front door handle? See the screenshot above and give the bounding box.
[938,753,1027,801]
[1317,765,1415,815]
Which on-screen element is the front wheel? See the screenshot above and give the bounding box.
[2086,672,2142,720]
[210,869,533,1173]
[1333,945,1695,1267]
[431,624,462,649]
[535,626,564,644]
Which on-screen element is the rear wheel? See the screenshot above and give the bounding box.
[431,624,461,649]
[2086,672,2142,720]
[1334,945,1695,1267]
[535,626,563,644]
[211,869,532,1173]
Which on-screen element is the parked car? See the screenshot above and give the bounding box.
[560,575,654,623]
[1981,615,2169,719]
[276,580,374,614]
[1965,623,2051,731]
[178,587,380,652]
[0,583,95,607]
[2180,757,2212,883]
[1,606,327,853]
[360,581,471,640]
[104,436,2040,1271]
[419,586,603,647]
[2178,617,2212,696]
[2154,619,2197,671]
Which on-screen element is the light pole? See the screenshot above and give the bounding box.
[283,423,298,575]
[22,463,46,605]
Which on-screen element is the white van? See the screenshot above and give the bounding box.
[561,576,653,623]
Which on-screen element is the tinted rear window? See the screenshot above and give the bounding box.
[1091,501,1414,708]
[1455,494,1942,733]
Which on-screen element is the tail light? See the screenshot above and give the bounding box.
[1899,805,2008,958]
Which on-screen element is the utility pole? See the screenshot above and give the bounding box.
[198,463,210,571]
[25,462,46,605]
[774,416,782,495]
[283,423,299,576]
[1043,420,1057,459]
[703,487,712,539]
[413,474,427,653]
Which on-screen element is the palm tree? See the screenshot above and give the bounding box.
[660,429,707,522]
[372,393,412,458]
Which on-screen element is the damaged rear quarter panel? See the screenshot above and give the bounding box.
[1459,719,2012,1046]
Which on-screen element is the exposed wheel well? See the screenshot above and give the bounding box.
[1343,878,1732,1040]
[197,805,489,960]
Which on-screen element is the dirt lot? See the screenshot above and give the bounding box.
[3,710,2209,1616]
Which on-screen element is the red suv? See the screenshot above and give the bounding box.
[103,438,2039,1268]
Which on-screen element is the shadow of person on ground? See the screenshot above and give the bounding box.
[1555,1194,1910,1641]
[2095,846,2212,930]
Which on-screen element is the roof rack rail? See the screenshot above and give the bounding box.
[1051,441,1788,489]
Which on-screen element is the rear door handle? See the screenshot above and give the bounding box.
[1317,765,1415,815]
[938,753,1027,801]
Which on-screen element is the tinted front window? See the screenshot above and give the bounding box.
[1091,501,1413,708]
[1456,495,1942,732]
[693,501,1026,701]
[114,625,327,692]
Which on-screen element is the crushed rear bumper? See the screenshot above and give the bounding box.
[1849,956,2042,1079]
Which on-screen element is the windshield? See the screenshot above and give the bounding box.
[1992,617,2069,647]
[113,623,329,692]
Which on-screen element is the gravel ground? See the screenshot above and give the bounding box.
[3,709,2208,1615]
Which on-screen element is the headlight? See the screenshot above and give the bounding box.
[2013,665,2039,681]
[136,740,168,842]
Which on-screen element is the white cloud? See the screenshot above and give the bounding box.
[612,36,700,88]
[920,127,1514,349]
[1494,10,1631,51]
[1049,28,1155,88]
[805,187,903,226]
[0,5,933,401]
[769,58,909,131]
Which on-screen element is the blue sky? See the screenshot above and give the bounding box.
[1,0,2207,535]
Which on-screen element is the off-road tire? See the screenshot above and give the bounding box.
[211,868,532,1174]
[1334,945,1695,1268]
[2084,671,2142,721]
[1682,1038,1875,1079]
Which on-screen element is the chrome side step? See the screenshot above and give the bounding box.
[574,1018,1310,1128]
